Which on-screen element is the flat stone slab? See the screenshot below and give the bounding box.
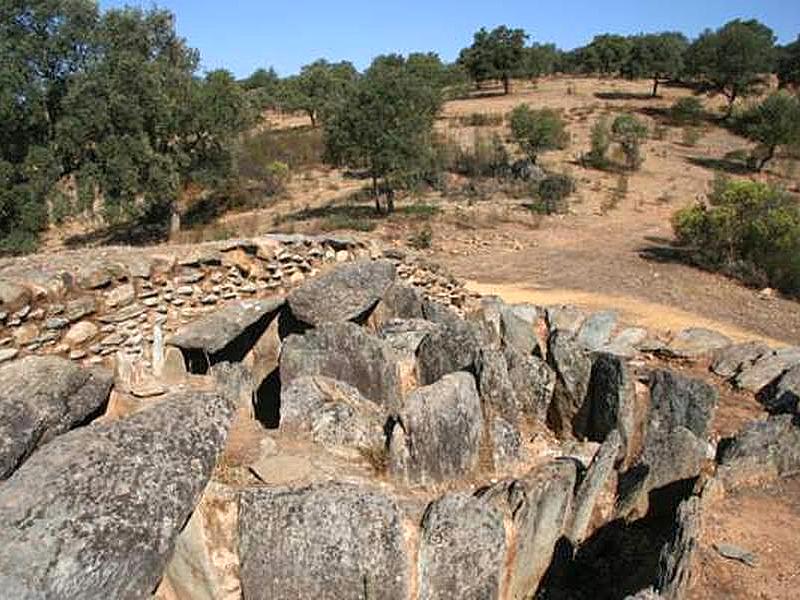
[239,482,408,600]
[0,356,113,480]
[287,260,396,326]
[665,328,732,359]
[168,297,284,355]
[0,389,236,599]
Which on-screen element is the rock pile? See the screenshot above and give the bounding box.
[0,254,796,599]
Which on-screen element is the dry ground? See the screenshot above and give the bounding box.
[167,76,800,345]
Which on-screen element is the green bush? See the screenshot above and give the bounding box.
[670,97,705,125]
[672,179,800,295]
[458,112,505,127]
[611,114,648,170]
[530,173,576,214]
[509,105,569,163]
[584,117,612,169]
[453,131,511,178]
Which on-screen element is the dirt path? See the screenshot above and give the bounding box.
[432,200,800,346]
[465,281,789,348]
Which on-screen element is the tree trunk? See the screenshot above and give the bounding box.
[722,90,737,120]
[309,110,317,128]
[502,75,511,95]
[372,176,382,215]
[757,145,775,172]
[169,207,181,238]
[652,77,659,97]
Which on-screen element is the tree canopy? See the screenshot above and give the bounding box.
[735,91,800,170]
[777,36,800,89]
[323,55,443,212]
[0,1,252,252]
[458,26,529,94]
[279,59,357,127]
[686,19,776,117]
[624,33,689,96]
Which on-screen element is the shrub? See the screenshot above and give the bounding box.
[408,226,433,249]
[458,112,505,127]
[585,117,612,168]
[672,179,800,295]
[509,105,569,163]
[681,126,703,147]
[454,131,511,178]
[531,173,576,214]
[611,114,648,170]
[670,97,705,125]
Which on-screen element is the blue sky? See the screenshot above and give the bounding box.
[100,1,799,78]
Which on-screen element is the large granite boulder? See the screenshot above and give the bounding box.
[718,414,800,485]
[418,493,507,600]
[507,349,556,423]
[547,331,593,438]
[287,259,396,326]
[576,311,618,351]
[416,302,481,385]
[389,372,482,485]
[279,376,386,452]
[0,356,113,480]
[475,347,519,422]
[168,298,285,373]
[734,346,800,393]
[239,482,408,600]
[369,282,425,326]
[710,342,770,380]
[664,328,731,359]
[0,389,236,599]
[565,430,622,545]
[586,353,636,453]
[480,460,577,598]
[757,364,800,415]
[655,497,701,600]
[280,322,401,410]
[618,371,717,515]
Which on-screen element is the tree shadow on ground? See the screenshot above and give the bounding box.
[594,91,655,101]
[686,156,754,175]
[637,235,696,265]
[63,220,169,249]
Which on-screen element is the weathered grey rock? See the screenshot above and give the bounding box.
[718,414,800,484]
[64,296,97,322]
[480,460,577,598]
[76,265,113,289]
[656,497,701,600]
[0,356,113,480]
[416,302,481,385]
[371,282,425,324]
[500,305,540,358]
[390,372,482,484]
[0,389,235,599]
[714,543,757,567]
[281,322,401,410]
[547,330,593,437]
[546,304,586,337]
[418,492,506,600]
[476,347,518,422]
[162,482,241,600]
[287,259,396,325]
[757,364,800,415]
[99,304,147,324]
[507,350,556,423]
[565,430,622,545]
[63,320,99,346]
[648,370,718,440]
[0,279,30,308]
[379,318,440,356]
[168,298,284,371]
[587,353,636,453]
[710,341,770,380]
[665,328,732,359]
[735,346,800,393]
[106,282,136,308]
[491,416,522,467]
[239,482,408,600]
[280,376,386,451]
[576,310,618,351]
